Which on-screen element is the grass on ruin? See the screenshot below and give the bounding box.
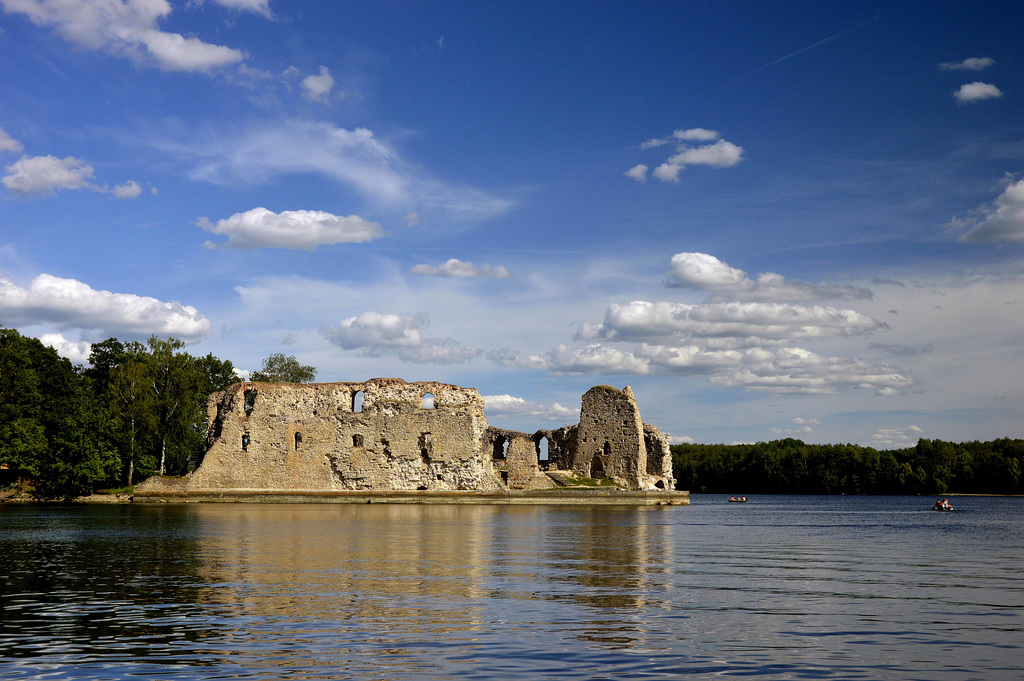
[96,486,134,495]
[562,474,619,487]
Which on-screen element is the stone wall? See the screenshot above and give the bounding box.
[178,378,674,494]
[189,378,500,493]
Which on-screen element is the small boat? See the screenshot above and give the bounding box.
[728,496,748,503]
[933,499,954,512]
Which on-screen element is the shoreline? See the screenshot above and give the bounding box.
[132,488,690,505]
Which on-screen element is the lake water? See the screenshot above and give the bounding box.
[1,495,1022,680]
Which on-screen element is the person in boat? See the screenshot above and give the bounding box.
[729,496,737,502]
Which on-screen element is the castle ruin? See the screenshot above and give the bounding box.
[178,378,674,496]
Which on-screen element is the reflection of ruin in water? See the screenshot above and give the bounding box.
[186,504,673,644]
[191,504,497,633]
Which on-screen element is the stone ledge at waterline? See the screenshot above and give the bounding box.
[133,378,688,505]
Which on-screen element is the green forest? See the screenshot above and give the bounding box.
[0,328,240,500]
[672,438,1024,495]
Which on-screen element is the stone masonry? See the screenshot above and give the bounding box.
[179,378,674,495]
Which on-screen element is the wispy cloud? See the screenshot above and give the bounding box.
[195,0,273,19]
[939,57,995,72]
[746,16,877,76]
[409,259,510,279]
[869,425,923,448]
[172,119,511,221]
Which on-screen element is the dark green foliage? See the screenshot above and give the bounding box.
[0,327,238,499]
[250,353,317,383]
[672,437,1024,495]
[0,328,118,500]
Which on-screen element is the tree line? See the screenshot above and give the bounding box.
[672,437,1024,495]
[0,327,315,500]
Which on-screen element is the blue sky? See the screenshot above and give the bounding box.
[2,0,1023,447]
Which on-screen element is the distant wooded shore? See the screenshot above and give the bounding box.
[672,438,1024,495]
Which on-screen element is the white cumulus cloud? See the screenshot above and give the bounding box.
[409,259,510,278]
[706,347,914,395]
[112,180,142,199]
[39,332,92,364]
[954,82,1003,104]
[591,300,885,343]
[482,394,579,422]
[492,340,911,395]
[0,274,210,342]
[939,57,995,71]
[667,252,872,302]
[301,65,336,102]
[322,311,480,364]
[632,128,743,183]
[668,139,744,168]
[624,164,648,183]
[956,177,1024,243]
[2,154,97,195]
[1,0,246,72]
[0,128,23,154]
[197,207,385,250]
[488,252,909,395]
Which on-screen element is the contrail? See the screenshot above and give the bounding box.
[745,16,878,77]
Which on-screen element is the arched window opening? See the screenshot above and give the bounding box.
[243,389,256,417]
[590,452,605,479]
[655,479,666,489]
[294,432,303,451]
[352,390,364,413]
[422,392,435,409]
[537,438,549,462]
